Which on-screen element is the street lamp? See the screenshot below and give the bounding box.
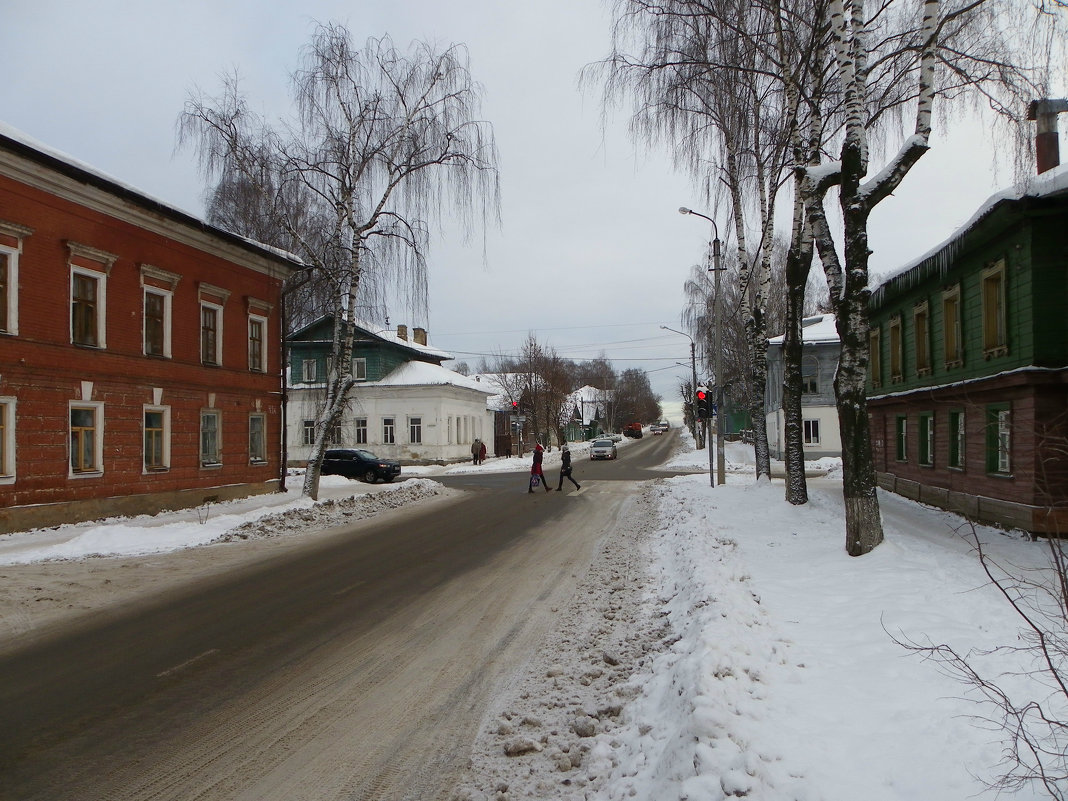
[660,325,703,449]
[679,206,725,486]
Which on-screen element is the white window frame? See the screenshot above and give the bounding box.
[143,404,171,472]
[69,401,104,478]
[803,418,820,445]
[248,314,268,373]
[0,396,15,484]
[200,409,222,467]
[249,413,267,464]
[143,287,173,358]
[0,244,19,336]
[71,266,107,349]
[302,359,317,383]
[409,416,422,445]
[383,416,396,445]
[355,417,368,445]
[302,419,316,446]
[200,301,224,366]
[353,357,367,381]
[997,409,1011,474]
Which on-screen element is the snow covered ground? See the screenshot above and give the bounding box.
[1,430,1061,799]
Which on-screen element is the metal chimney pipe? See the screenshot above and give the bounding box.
[1027,99,1068,175]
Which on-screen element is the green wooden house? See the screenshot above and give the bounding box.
[866,166,1068,535]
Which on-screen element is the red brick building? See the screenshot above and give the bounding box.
[0,126,301,532]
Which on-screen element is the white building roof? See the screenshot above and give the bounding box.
[375,361,495,394]
[768,314,839,345]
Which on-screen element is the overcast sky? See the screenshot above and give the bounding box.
[2,0,1053,418]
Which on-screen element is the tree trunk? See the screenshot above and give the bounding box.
[781,212,813,505]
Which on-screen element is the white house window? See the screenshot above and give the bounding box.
[69,402,104,476]
[355,417,368,445]
[249,414,266,463]
[200,410,222,466]
[801,357,819,394]
[143,405,171,471]
[409,416,422,445]
[302,419,316,446]
[383,416,396,445]
[803,419,820,445]
[0,397,15,483]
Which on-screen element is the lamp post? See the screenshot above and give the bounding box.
[661,325,702,449]
[679,206,725,486]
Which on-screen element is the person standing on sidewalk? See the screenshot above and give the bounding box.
[555,444,580,492]
[471,439,480,465]
[528,443,551,493]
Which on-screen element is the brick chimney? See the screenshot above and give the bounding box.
[396,324,408,341]
[1027,99,1068,174]
[413,327,427,346]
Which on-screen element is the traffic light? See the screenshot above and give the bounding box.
[511,400,519,411]
[695,386,709,418]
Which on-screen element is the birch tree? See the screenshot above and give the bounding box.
[179,23,499,498]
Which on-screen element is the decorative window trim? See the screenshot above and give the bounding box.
[249,413,267,465]
[888,315,903,383]
[143,286,173,358]
[200,301,224,366]
[70,266,107,349]
[200,409,222,468]
[140,263,181,291]
[197,281,232,304]
[981,260,1008,359]
[67,241,117,273]
[143,404,171,473]
[0,396,15,484]
[69,401,104,478]
[942,284,963,369]
[248,314,268,373]
[913,300,931,377]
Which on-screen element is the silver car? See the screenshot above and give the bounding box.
[589,438,618,460]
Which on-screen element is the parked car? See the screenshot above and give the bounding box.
[589,438,618,460]
[591,432,623,443]
[320,449,402,483]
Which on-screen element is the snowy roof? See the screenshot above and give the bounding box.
[289,315,452,361]
[768,314,839,345]
[871,163,1068,304]
[0,121,304,269]
[375,360,495,394]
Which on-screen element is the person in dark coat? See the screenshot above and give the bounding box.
[471,439,480,465]
[556,443,580,492]
[478,440,487,464]
[528,443,551,493]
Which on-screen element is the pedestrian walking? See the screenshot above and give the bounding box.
[471,439,480,465]
[528,442,551,493]
[478,440,487,465]
[556,443,581,492]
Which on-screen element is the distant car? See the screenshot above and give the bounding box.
[652,422,669,435]
[320,448,402,483]
[623,423,644,439]
[589,439,618,460]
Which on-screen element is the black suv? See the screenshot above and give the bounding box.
[320,449,402,483]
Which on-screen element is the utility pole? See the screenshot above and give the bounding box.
[679,207,726,486]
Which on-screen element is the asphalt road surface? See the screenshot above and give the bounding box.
[0,431,681,801]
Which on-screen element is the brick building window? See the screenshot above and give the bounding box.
[355,417,368,444]
[200,304,222,365]
[249,414,266,463]
[0,220,33,336]
[942,285,962,368]
[200,410,221,466]
[383,416,396,445]
[986,404,1011,475]
[144,289,173,357]
[248,315,267,372]
[72,270,104,347]
[918,413,934,466]
[70,403,103,475]
[144,406,170,471]
[0,397,14,482]
[948,410,965,469]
